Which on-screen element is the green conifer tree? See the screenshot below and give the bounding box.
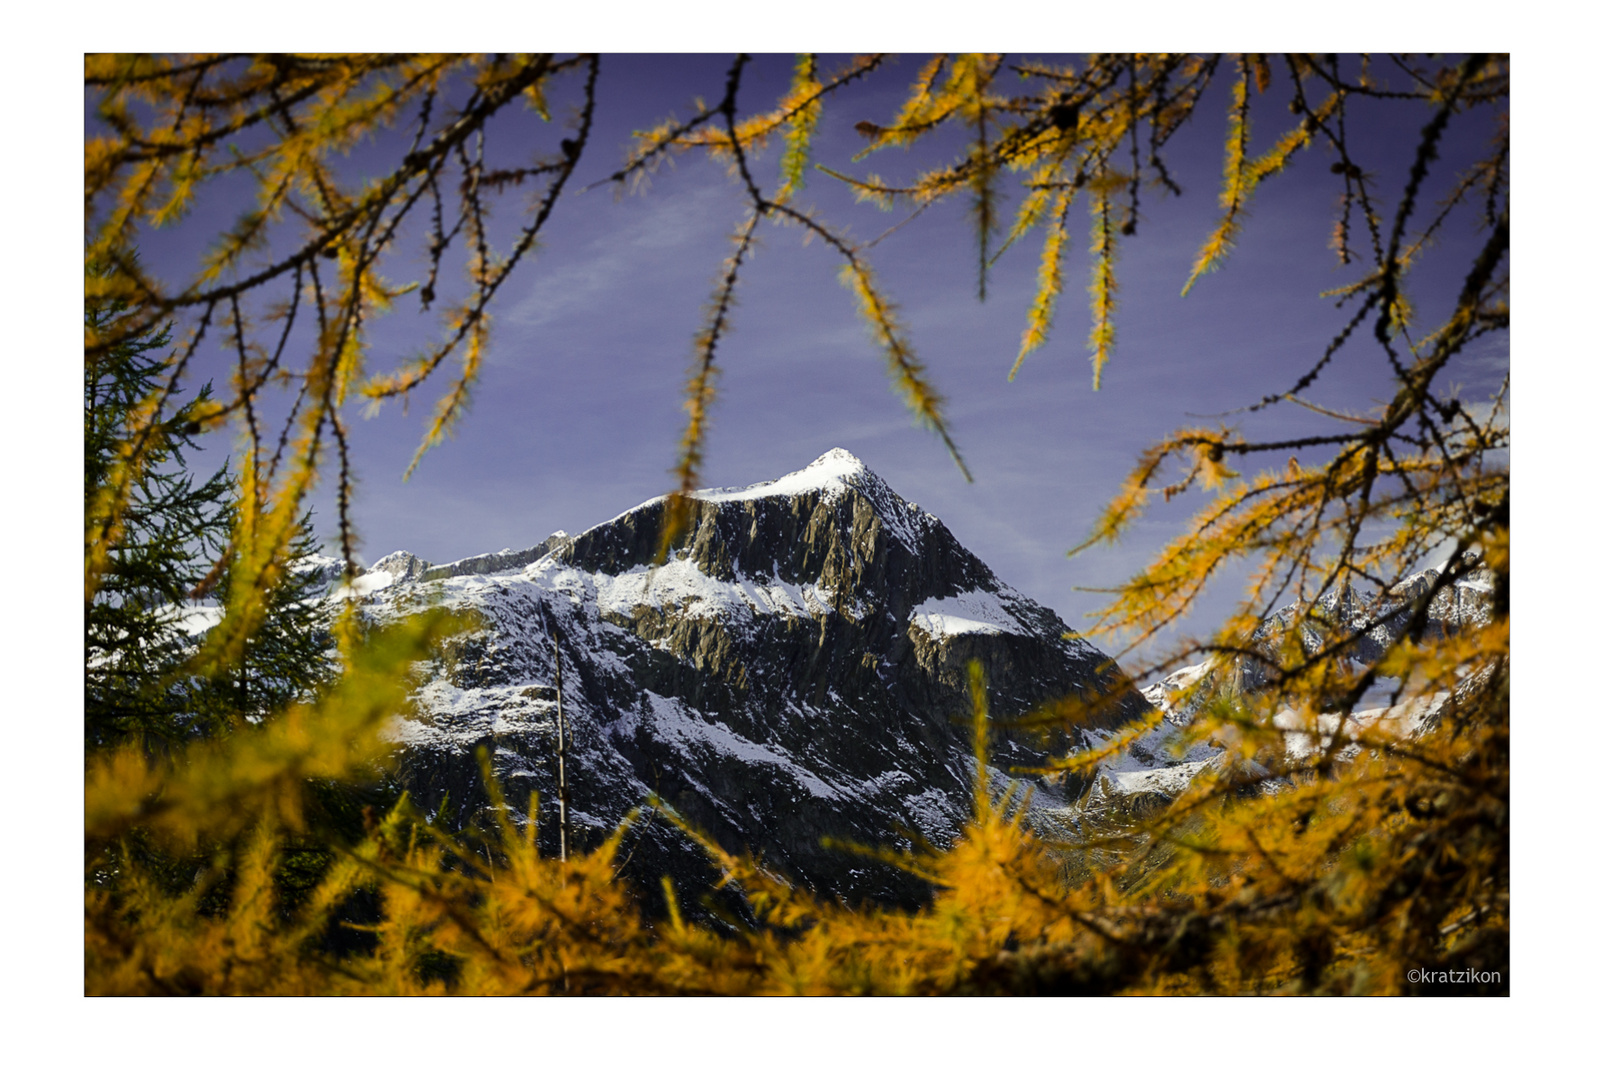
[188,510,336,733]
[84,296,232,750]
[85,281,335,750]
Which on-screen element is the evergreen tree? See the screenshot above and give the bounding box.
[187,510,336,734]
[85,288,335,750]
[84,297,232,750]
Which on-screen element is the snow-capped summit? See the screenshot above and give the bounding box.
[337,449,1147,913]
[694,447,870,503]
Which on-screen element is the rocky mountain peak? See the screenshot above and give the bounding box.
[558,449,990,615]
[369,550,430,581]
[341,450,1147,911]
[686,447,917,532]
[695,446,873,501]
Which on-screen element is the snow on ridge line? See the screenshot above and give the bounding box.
[693,447,869,504]
[485,449,935,564]
[687,448,940,556]
[539,556,862,624]
[571,450,863,539]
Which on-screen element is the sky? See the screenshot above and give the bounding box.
[99,54,1509,664]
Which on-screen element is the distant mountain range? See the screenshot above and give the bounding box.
[1086,553,1497,820]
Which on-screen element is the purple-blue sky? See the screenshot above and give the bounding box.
[108,55,1508,661]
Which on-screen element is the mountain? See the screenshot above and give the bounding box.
[343,449,1148,912]
[1074,554,1499,822]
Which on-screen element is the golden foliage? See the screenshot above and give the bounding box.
[1086,172,1126,389]
[86,624,1506,995]
[1009,183,1074,381]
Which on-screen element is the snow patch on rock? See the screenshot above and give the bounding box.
[909,589,1028,640]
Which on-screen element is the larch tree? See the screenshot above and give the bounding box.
[84,53,1507,994]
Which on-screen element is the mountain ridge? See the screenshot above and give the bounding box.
[341,448,1147,911]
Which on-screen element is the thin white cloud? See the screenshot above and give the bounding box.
[503,179,742,331]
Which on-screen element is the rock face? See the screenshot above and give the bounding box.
[348,449,1147,912]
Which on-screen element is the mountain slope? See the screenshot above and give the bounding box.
[347,449,1147,910]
